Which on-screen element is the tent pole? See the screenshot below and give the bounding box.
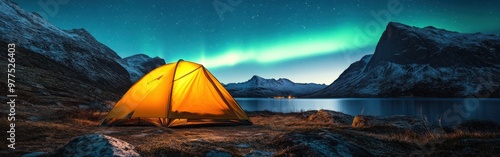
[165,59,183,127]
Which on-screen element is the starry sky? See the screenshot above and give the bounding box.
[12,0,500,84]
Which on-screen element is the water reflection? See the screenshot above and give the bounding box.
[236,98,500,125]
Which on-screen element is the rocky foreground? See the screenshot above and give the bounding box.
[2,105,499,157]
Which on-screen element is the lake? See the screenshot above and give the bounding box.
[236,98,500,125]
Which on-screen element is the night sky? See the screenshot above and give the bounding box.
[12,0,500,84]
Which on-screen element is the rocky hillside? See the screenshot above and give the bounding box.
[0,0,161,104]
[0,0,131,92]
[310,22,500,98]
[225,75,326,98]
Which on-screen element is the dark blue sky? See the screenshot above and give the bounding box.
[12,0,500,84]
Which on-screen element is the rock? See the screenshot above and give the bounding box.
[272,129,373,157]
[205,150,231,157]
[21,152,47,157]
[27,116,42,121]
[307,109,354,125]
[78,105,90,109]
[122,54,166,82]
[352,115,444,134]
[54,134,141,157]
[243,150,273,157]
[88,100,112,111]
[236,143,251,148]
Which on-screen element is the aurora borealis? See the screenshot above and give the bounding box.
[12,0,500,84]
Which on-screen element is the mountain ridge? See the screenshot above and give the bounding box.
[121,54,166,82]
[225,75,327,98]
[0,0,130,93]
[0,0,164,103]
[310,22,500,98]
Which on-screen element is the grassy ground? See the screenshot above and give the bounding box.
[1,103,499,156]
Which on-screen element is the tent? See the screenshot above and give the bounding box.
[100,59,251,127]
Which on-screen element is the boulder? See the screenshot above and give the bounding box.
[352,115,444,134]
[78,104,90,109]
[21,152,47,157]
[54,134,141,157]
[308,110,354,125]
[272,129,373,157]
[243,150,273,157]
[235,143,251,148]
[205,150,231,157]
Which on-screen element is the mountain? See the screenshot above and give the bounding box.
[224,75,327,98]
[310,22,500,98]
[0,0,133,103]
[120,54,165,82]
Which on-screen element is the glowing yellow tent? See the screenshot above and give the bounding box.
[100,59,251,127]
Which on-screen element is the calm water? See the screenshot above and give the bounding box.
[236,98,500,125]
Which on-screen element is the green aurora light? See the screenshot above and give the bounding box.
[197,25,378,68]
[11,0,500,84]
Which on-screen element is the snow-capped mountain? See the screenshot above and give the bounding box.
[120,54,165,82]
[0,0,131,94]
[224,75,327,98]
[310,22,500,98]
[0,1,167,103]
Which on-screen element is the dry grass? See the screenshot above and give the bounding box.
[385,129,497,143]
[2,105,499,156]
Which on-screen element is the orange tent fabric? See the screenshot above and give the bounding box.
[100,60,251,127]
